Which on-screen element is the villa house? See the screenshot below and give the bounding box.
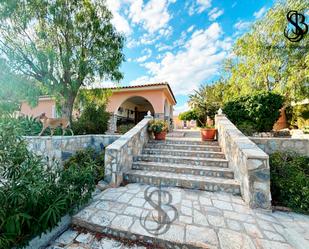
[20,82,177,133]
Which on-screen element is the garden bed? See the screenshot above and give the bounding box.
[270,151,309,214]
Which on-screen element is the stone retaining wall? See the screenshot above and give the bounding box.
[215,115,271,209]
[104,116,152,186]
[24,135,120,163]
[250,137,309,156]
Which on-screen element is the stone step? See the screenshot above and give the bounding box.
[132,161,234,178]
[150,139,219,146]
[134,154,229,167]
[123,170,241,195]
[145,143,222,152]
[142,148,225,159]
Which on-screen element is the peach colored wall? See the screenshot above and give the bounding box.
[107,89,173,114]
[20,99,56,118]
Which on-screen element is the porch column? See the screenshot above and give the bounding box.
[107,113,117,134]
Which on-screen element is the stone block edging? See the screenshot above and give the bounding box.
[24,134,121,164]
[215,115,271,209]
[250,137,309,156]
[104,117,152,186]
[23,215,71,249]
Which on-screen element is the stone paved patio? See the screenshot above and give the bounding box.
[69,183,309,249]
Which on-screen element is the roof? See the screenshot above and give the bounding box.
[100,82,177,104]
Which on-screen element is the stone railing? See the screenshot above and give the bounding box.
[104,115,153,186]
[24,135,120,163]
[215,114,271,209]
[250,137,309,156]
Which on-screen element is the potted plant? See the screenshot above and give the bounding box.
[200,124,217,141]
[148,119,168,140]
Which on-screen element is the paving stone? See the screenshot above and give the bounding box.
[226,219,242,231]
[65,244,88,249]
[256,219,275,232]
[180,205,192,216]
[179,215,193,224]
[97,238,123,249]
[75,233,94,244]
[243,223,263,238]
[193,210,208,226]
[212,200,233,211]
[129,219,156,237]
[70,183,308,249]
[203,206,222,216]
[117,193,135,203]
[74,208,97,221]
[185,225,218,247]
[111,215,135,231]
[218,229,256,249]
[129,197,146,207]
[89,210,117,227]
[224,211,255,223]
[258,239,293,249]
[95,200,115,210]
[199,196,212,206]
[263,230,285,242]
[181,199,192,208]
[124,206,144,217]
[55,229,78,245]
[208,215,225,228]
[157,224,185,243]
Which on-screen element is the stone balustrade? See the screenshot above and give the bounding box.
[24,135,120,164]
[215,115,271,209]
[104,115,153,186]
[250,137,309,156]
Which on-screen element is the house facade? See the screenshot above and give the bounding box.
[20,96,57,118]
[19,83,177,133]
[105,83,177,133]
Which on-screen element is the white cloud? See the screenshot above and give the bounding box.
[254,6,267,19]
[128,0,171,33]
[105,0,132,35]
[187,0,212,16]
[208,7,224,21]
[196,0,212,13]
[234,20,251,30]
[135,48,152,63]
[130,23,232,95]
[187,25,195,33]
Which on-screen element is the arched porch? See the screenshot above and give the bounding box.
[108,96,155,133]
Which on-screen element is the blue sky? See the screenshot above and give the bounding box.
[103,0,274,113]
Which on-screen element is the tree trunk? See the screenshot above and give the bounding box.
[61,92,76,122]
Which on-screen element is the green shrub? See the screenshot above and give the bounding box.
[236,121,257,136]
[0,121,96,248]
[64,148,105,183]
[72,102,110,134]
[178,109,199,121]
[148,119,168,134]
[117,123,135,134]
[0,115,70,136]
[223,91,284,132]
[270,151,309,214]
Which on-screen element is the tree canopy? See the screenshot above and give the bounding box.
[224,0,309,102]
[0,0,125,120]
[0,59,41,115]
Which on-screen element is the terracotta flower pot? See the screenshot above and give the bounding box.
[154,131,167,140]
[201,128,216,141]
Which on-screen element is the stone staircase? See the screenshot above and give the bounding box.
[123,136,241,195]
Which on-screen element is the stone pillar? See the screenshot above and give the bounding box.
[154,113,164,120]
[107,113,117,134]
